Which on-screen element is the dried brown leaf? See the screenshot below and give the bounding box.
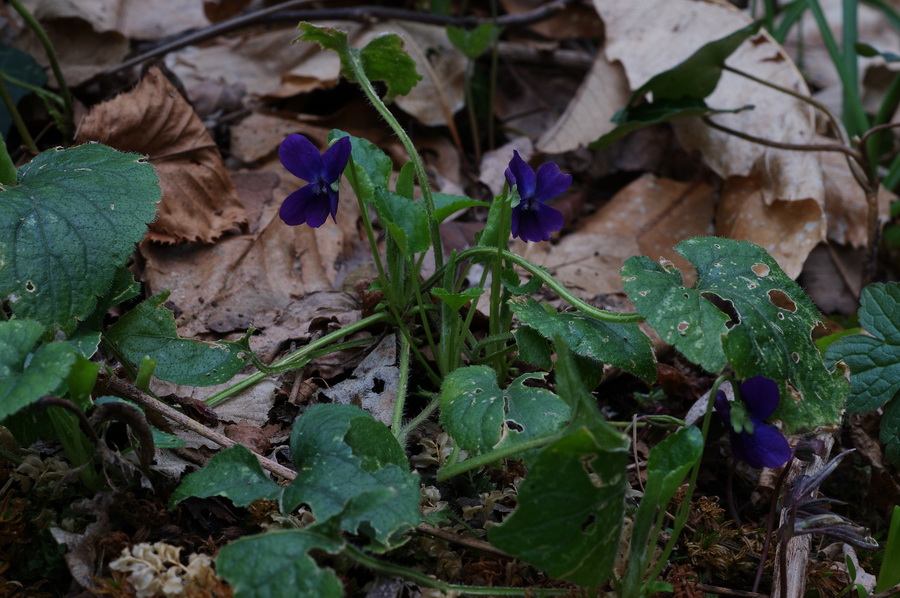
[718,173,824,278]
[24,0,210,40]
[594,0,827,276]
[515,174,714,296]
[537,54,631,153]
[76,67,246,244]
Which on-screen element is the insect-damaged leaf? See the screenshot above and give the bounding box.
[439,365,569,456]
[622,237,845,433]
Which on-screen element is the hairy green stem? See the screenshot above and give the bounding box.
[391,333,411,438]
[205,312,390,406]
[342,543,570,596]
[457,246,643,323]
[7,0,73,135]
[436,431,560,481]
[342,44,444,270]
[398,394,440,445]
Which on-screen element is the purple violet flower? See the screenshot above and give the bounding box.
[279,134,351,227]
[504,150,571,242]
[714,376,791,469]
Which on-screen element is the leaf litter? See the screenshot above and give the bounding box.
[2,0,899,596]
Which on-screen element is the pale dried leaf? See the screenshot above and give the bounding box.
[393,22,466,127]
[76,67,246,244]
[717,173,823,278]
[594,0,826,275]
[151,376,279,451]
[818,144,893,247]
[25,0,210,39]
[537,54,631,153]
[514,174,715,296]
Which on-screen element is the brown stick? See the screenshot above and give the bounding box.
[104,376,299,481]
[104,0,577,77]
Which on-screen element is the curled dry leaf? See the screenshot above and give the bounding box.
[76,67,246,244]
[593,0,826,278]
[167,21,465,128]
[140,145,367,362]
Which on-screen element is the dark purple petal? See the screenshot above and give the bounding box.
[714,391,731,421]
[732,423,791,469]
[533,162,572,203]
[279,183,330,227]
[279,134,325,182]
[511,201,564,242]
[505,151,536,199]
[321,136,352,184]
[740,376,780,420]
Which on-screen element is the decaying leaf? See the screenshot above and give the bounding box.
[11,16,128,86]
[593,0,826,277]
[319,334,399,425]
[392,22,466,127]
[76,67,246,244]
[537,53,631,153]
[23,0,211,39]
[514,174,715,296]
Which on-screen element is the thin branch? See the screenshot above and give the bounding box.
[701,116,861,160]
[722,63,848,144]
[860,120,900,149]
[695,584,768,597]
[103,376,299,481]
[103,0,577,77]
[416,524,511,558]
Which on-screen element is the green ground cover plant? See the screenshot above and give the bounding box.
[2,1,900,596]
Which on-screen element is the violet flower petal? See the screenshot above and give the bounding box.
[732,422,792,469]
[740,376,780,420]
[512,201,564,242]
[279,134,324,182]
[534,162,572,201]
[505,150,536,198]
[280,183,328,227]
[321,136,352,183]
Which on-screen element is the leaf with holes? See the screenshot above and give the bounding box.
[216,530,344,598]
[622,237,845,433]
[439,365,570,456]
[281,404,421,552]
[510,297,656,383]
[0,144,159,334]
[488,423,629,586]
[825,283,900,465]
[105,292,246,386]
